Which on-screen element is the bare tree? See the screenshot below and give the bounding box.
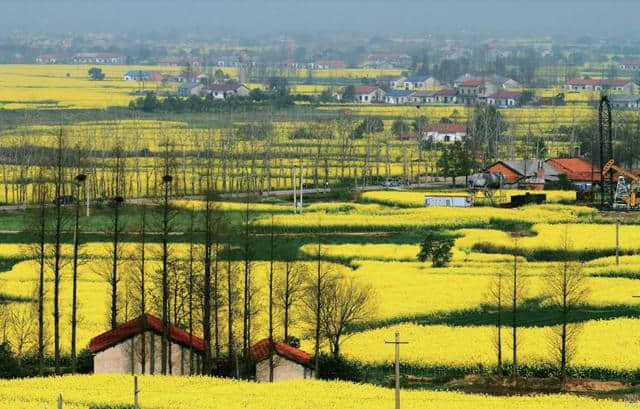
[51,128,68,375]
[507,236,527,381]
[546,229,589,384]
[158,136,177,375]
[486,270,506,377]
[241,200,256,375]
[320,275,377,357]
[275,253,307,342]
[30,172,48,375]
[302,230,334,379]
[202,190,214,374]
[8,302,38,368]
[70,171,87,373]
[129,204,148,373]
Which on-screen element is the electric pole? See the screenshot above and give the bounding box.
[385,331,408,409]
[616,217,620,265]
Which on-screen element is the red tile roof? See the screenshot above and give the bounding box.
[89,314,205,354]
[546,158,601,182]
[249,339,313,368]
[489,91,522,99]
[435,89,457,96]
[460,79,484,87]
[338,85,381,95]
[427,123,467,133]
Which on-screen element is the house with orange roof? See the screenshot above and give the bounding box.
[249,339,314,382]
[89,314,205,375]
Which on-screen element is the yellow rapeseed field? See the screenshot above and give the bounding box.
[0,374,629,409]
[330,318,640,372]
[362,190,577,207]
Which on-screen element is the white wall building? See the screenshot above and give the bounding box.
[90,314,205,375]
[423,123,467,142]
[250,339,315,382]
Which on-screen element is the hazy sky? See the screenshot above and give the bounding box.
[2,0,639,38]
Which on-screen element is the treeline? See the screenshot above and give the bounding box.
[0,133,377,382]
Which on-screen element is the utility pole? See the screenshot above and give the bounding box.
[292,163,297,214]
[616,217,620,265]
[299,160,304,214]
[134,376,139,409]
[385,332,408,409]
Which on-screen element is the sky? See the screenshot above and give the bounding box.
[1,0,639,38]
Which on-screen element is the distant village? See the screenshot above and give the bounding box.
[29,46,640,110]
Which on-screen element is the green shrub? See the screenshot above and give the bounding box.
[318,353,363,382]
[0,342,21,379]
[417,232,454,267]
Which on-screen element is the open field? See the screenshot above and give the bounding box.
[0,374,632,409]
[1,195,640,385]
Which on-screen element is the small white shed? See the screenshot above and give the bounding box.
[424,195,473,208]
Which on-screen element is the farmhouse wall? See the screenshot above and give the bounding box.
[487,163,521,184]
[94,330,201,375]
[255,355,314,382]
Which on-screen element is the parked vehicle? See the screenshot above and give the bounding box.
[52,195,77,205]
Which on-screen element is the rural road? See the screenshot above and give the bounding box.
[0,178,465,212]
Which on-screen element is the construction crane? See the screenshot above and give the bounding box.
[602,159,640,209]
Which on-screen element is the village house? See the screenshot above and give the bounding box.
[384,90,413,104]
[282,59,304,69]
[177,82,204,97]
[249,339,314,382]
[486,91,523,107]
[409,90,437,104]
[456,79,498,104]
[310,60,346,69]
[336,86,385,103]
[124,70,153,81]
[486,160,561,186]
[434,89,458,104]
[206,82,250,99]
[608,94,640,110]
[73,52,125,65]
[89,314,205,375]
[546,157,601,189]
[454,74,520,90]
[423,123,467,143]
[619,58,640,70]
[565,79,638,92]
[403,75,440,89]
[35,54,60,64]
[376,75,406,88]
[157,56,182,66]
[364,52,412,68]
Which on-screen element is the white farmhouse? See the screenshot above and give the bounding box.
[89,314,205,375]
[250,339,315,382]
[486,91,522,107]
[207,83,250,99]
[423,123,467,142]
[336,86,385,103]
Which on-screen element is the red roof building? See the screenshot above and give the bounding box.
[249,339,315,382]
[546,158,601,182]
[249,339,313,368]
[565,78,637,91]
[89,314,205,354]
[426,123,467,133]
[90,314,205,375]
[460,79,484,87]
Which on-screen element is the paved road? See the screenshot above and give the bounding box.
[0,178,465,212]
